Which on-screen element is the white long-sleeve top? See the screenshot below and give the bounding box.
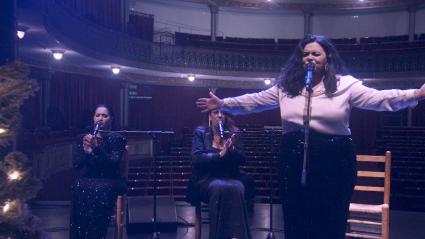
[222,75,418,135]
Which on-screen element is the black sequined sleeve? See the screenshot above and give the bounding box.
[93,133,127,164]
[73,134,91,169]
[73,133,127,170]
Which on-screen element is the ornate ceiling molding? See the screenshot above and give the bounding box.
[181,0,425,11]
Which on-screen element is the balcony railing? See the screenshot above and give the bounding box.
[44,0,425,73]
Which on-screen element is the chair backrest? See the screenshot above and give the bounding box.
[115,147,129,239]
[353,151,391,205]
[121,147,129,180]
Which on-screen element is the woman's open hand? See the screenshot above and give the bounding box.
[196,92,224,112]
[414,83,425,101]
[219,134,236,158]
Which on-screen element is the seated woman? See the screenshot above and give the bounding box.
[69,104,127,239]
[187,109,254,239]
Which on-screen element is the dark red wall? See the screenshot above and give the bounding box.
[21,69,425,201]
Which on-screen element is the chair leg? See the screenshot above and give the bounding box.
[115,195,124,239]
[195,205,202,239]
[382,204,389,239]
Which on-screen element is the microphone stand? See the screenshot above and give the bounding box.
[100,130,174,239]
[150,132,160,239]
[242,128,283,238]
[301,63,314,185]
[301,86,313,185]
[266,128,278,239]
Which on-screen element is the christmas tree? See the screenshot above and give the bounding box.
[0,62,44,239]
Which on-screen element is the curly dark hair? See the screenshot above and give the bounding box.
[276,34,348,97]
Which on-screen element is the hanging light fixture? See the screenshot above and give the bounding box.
[111,66,121,74]
[51,50,64,60]
[16,25,28,39]
[187,74,196,82]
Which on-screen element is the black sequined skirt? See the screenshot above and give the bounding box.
[69,177,126,239]
[278,130,357,239]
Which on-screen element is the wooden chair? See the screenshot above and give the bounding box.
[194,202,208,239]
[346,151,391,239]
[115,149,129,239]
[193,172,255,239]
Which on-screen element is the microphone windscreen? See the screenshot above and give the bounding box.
[91,121,101,136]
[217,120,225,139]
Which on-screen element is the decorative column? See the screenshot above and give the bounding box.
[407,108,413,127]
[0,0,16,65]
[121,0,129,33]
[408,6,416,42]
[209,4,219,41]
[120,83,129,129]
[41,73,51,126]
[303,10,312,36]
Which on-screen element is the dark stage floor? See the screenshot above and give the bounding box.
[31,200,425,239]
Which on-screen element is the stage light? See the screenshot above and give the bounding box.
[111,66,121,74]
[264,79,272,85]
[0,128,7,134]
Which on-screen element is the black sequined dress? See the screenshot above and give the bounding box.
[69,132,127,239]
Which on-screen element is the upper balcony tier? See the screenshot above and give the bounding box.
[18,0,425,89]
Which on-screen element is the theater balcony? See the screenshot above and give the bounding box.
[18,0,425,90]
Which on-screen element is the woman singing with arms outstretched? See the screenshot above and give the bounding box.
[196,35,425,239]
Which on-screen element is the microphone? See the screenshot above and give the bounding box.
[304,62,315,90]
[217,120,225,139]
[91,121,102,136]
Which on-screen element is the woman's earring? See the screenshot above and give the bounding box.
[208,118,212,129]
[325,63,329,72]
